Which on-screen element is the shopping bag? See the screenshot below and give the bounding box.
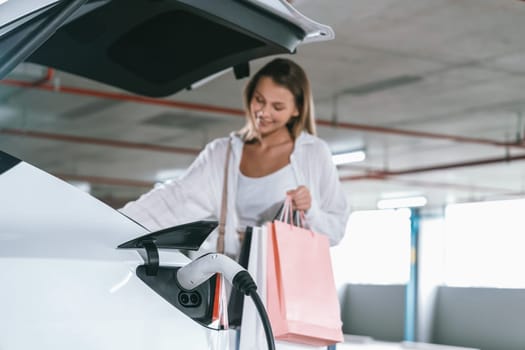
[227,227,253,327]
[207,274,233,350]
[238,225,268,350]
[266,200,344,346]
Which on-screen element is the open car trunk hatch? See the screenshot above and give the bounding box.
[0,0,333,97]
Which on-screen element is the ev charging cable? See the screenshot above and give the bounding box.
[177,253,275,350]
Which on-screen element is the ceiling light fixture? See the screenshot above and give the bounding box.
[332,150,366,165]
[377,196,427,210]
[0,0,8,5]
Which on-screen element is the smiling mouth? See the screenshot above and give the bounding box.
[257,118,271,126]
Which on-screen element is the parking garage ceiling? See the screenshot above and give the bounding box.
[1,0,525,211]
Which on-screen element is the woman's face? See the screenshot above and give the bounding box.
[250,76,299,137]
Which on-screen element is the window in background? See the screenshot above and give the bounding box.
[331,209,411,286]
[444,198,525,288]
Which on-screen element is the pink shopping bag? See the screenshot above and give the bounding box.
[266,212,344,346]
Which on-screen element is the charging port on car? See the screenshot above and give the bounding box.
[136,265,218,326]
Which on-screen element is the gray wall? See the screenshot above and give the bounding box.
[340,284,405,342]
[432,287,525,350]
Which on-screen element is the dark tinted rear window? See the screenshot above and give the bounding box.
[108,10,263,84]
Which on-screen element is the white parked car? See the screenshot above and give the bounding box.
[0,1,333,349]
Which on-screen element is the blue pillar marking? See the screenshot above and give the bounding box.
[404,208,420,341]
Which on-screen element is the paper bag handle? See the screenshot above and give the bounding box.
[278,195,307,228]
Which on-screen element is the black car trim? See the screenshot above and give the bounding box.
[0,151,21,175]
[118,220,218,251]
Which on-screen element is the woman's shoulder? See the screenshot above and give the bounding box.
[296,132,332,155]
[204,133,239,151]
[199,133,245,161]
[206,136,229,149]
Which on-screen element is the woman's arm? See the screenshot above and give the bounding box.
[120,140,224,231]
[304,141,350,246]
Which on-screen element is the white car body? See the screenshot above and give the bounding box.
[0,157,213,349]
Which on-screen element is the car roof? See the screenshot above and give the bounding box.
[0,0,333,97]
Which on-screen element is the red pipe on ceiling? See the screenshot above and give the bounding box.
[341,153,525,182]
[369,177,515,194]
[55,173,154,188]
[1,128,201,155]
[316,120,525,149]
[2,77,525,150]
[1,78,245,116]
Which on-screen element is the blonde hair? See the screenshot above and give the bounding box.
[239,58,316,141]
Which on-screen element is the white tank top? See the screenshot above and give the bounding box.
[236,164,296,230]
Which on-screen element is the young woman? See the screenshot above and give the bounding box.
[121,58,349,258]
